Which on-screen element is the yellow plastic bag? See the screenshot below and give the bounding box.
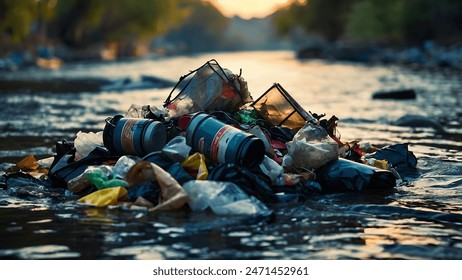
[181,152,208,180]
[78,186,128,207]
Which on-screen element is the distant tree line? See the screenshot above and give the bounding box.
[3,0,460,58]
[0,0,229,56]
[275,0,462,45]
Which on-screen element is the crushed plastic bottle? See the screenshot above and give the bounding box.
[183,180,271,216]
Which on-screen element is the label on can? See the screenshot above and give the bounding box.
[210,125,240,163]
[120,119,139,155]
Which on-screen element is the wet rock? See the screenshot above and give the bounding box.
[100,75,175,91]
[0,75,175,94]
[0,78,109,93]
[394,114,442,130]
[372,89,416,100]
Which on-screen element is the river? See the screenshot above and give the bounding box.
[0,50,461,259]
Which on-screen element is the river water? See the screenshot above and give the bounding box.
[0,51,461,259]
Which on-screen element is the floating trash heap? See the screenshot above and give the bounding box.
[0,59,417,216]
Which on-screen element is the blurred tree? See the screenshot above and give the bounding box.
[274,0,356,42]
[1,0,187,53]
[346,0,405,42]
[275,0,462,45]
[401,0,462,44]
[0,0,55,45]
[51,0,184,48]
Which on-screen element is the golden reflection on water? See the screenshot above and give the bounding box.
[81,207,114,224]
[361,219,442,247]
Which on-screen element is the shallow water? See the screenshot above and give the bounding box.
[0,51,461,259]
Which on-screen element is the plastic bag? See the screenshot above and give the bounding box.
[181,152,209,180]
[249,125,272,154]
[183,180,271,216]
[74,131,104,161]
[285,123,338,170]
[113,156,138,179]
[124,161,188,212]
[208,163,278,203]
[78,186,128,207]
[259,155,283,183]
[162,136,191,162]
[124,104,167,119]
[85,168,128,190]
[365,143,418,178]
[164,59,252,118]
[315,158,396,192]
[49,146,119,188]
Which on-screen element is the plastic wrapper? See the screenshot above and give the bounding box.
[124,104,167,119]
[86,168,128,190]
[49,146,119,188]
[6,155,49,179]
[166,163,194,185]
[285,123,339,170]
[315,158,396,192]
[164,59,252,118]
[113,156,138,179]
[208,163,278,203]
[126,181,160,204]
[77,186,128,207]
[124,161,188,212]
[259,155,283,183]
[74,131,104,160]
[183,180,271,216]
[162,136,191,162]
[249,125,272,154]
[181,152,209,180]
[365,143,417,178]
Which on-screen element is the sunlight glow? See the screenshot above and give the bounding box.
[207,0,291,19]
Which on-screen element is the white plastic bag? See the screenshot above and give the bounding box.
[162,136,191,162]
[259,155,283,183]
[74,131,103,160]
[285,123,339,170]
[183,180,270,215]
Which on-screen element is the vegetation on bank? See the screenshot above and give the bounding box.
[0,0,229,58]
[1,0,461,61]
[275,0,462,45]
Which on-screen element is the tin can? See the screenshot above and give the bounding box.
[103,115,166,156]
[186,113,265,167]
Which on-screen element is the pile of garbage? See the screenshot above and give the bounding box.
[0,59,418,216]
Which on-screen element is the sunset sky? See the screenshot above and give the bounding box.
[207,0,292,19]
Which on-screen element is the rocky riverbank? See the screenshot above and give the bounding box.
[297,41,462,70]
